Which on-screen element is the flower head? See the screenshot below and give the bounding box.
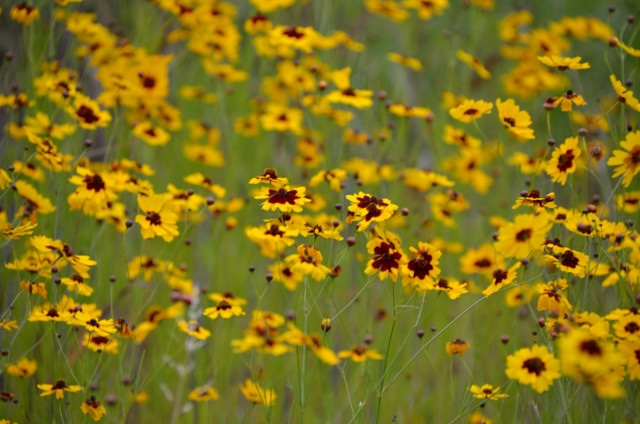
[607,130,640,187]
[505,345,560,393]
[449,99,493,123]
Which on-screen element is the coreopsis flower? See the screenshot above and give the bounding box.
[61,274,93,296]
[558,327,625,398]
[449,99,493,123]
[0,320,18,331]
[188,385,220,402]
[545,136,582,185]
[401,168,454,191]
[341,158,396,185]
[365,0,408,22]
[81,396,107,421]
[432,277,468,299]
[82,333,118,354]
[505,345,560,393]
[255,185,310,213]
[536,279,572,317]
[66,93,111,129]
[619,339,640,380]
[203,292,246,320]
[5,357,37,377]
[67,167,120,215]
[365,231,406,282]
[553,90,587,112]
[346,192,398,231]
[10,3,39,25]
[457,50,491,79]
[71,313,117,337]
[260,104,304,134]
[607,130,640,187]
[429,190,470,227]
[482,263,521,296]
[177,321,211,340]
[443,125,482,148]
[612,37,640,58]
[239,379,276,406]
[611,314,640,341]
[543,244,589,278]
[404,0,448,20]
[505,285,535,308]
[132,121,170,146]
[387,52,422,71]
[25,112,76,139]
[446,339,470,355]
[284,244,331,281]
[38,379,83,399]
[246,223,297,258]
[388,103,433,119]
[513,189,556,211]
[244,12,272,34]
[280,323,340,365]
[269,261,305,291]
[135,194,180,242]
[18,280,48,298]
[537,55,590,70]
[338,344,384,362]
[495,98,535,140]
[325,68,373,109]
[460,243,506,276]
[14,180,56,219]
[401,242,442,289]
[249,168,289,187]
[30,235,96,278]
[469,384,508,400]
[494,213,552,259]
[610,74,640,112]
[309,168,348,192]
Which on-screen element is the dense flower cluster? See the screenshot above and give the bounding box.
[1,1,639,423]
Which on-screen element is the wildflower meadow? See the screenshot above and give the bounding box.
[1,0,640,422]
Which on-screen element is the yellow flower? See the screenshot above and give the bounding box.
[6,357,37,377]
[537,55,590,70]
[495,98,534,141]
[469,384,508,400]
[135,194,180,242]
[505,345,560,393]
[610,74,640,113]
[188,385,220,402]
[38,379,83,399]
[239,379,276,406]
[607,130,640,187]
[553,90,587,112]
[387,52,422,71]
[177,320,211,340]
[255,185,311,213]
[81,396,107,421]
[446,339,470,355]
[495,213,551,259]
[449,99,493,123]
[457,50,491,79]
[338,344,384,362]
[203,292,246,320]
[545,136,582,185]
[10,3,39,25]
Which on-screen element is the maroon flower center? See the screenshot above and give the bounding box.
[76,105,99,124]
[516,229,532,242]
[146,211,162,226]
[84,174,105,192]
[556,149,575,172]
[522,357,546,375]
[579,340,602,356]
[268,188,299,205]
